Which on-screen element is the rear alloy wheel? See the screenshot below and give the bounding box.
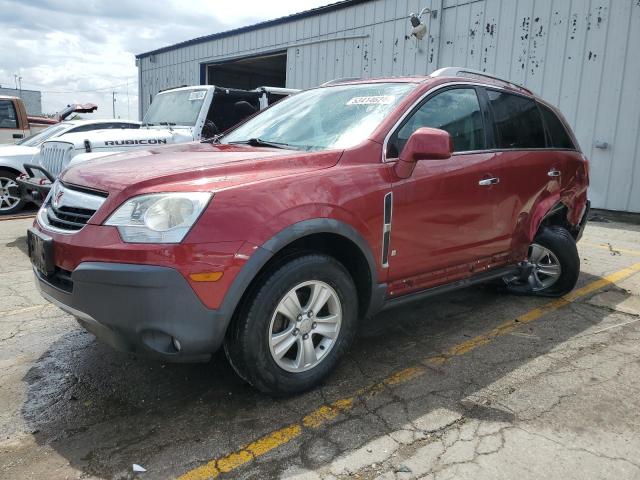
[506,226,579,297]
[525,243,562,291]
[0,170,25,215]
[225,254,358,395]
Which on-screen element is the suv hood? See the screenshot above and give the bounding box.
[61,142,342,214]
[54,127,193,151]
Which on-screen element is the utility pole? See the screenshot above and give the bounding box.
[112,91,116,119]
[126,81,130,119]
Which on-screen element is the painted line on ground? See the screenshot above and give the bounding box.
[581,242,640,257]
[0,213,36,222]
[178,262,640,480]
[0,304,52,317]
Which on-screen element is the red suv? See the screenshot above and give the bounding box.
[28,68,589,395]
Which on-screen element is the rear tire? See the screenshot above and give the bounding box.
[507,226,579,297]
[224,254,358,396]
[0,169,25,215]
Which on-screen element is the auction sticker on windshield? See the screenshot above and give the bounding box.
[346,96,395,105]
[189,91,206,101]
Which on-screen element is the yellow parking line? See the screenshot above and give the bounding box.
[179,261,640,480]
[581,242,640,256]
[0,304,51,317]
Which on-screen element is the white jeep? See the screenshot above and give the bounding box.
[0,118,140,214]
[18,85,297,205]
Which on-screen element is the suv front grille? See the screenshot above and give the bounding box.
[46,205,96,231]
[38,182,107,234]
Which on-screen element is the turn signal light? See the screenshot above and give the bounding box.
[189,271,224,282]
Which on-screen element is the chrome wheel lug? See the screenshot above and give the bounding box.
[297,314,303,322]
[303,333,309,340]
[292,328,299,336]
[308,311,314,318]
[312,322,317,329]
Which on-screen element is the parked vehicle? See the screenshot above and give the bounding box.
[28,68,589,395]
[0,96,98,144]
[0,119,140,214]
[17,85,298,205]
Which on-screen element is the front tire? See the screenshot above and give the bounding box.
[0,170,25,215]
[224,254,358,395]
[507,226,580,297]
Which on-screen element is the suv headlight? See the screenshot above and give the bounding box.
[105,192,212,243]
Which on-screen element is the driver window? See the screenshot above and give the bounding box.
[387,88,485,158]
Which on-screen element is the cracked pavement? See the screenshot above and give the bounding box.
[1,215,639,480]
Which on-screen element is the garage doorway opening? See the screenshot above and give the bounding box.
[205,52,287,90]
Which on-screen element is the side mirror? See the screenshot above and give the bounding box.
[394,127,453,179]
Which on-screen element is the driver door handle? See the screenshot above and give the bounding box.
[548,169,561,177]
[478,177,500,186]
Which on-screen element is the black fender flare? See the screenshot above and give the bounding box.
[217,218,386,329]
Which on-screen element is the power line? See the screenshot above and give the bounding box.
[0,78,137,94]
[41,82,137,94]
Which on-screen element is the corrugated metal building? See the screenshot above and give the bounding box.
[0,87,42,115]
[136,0,640,213]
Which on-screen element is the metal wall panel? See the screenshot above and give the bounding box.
[436,0,640,212]
[138,0,640,212]
[0,88,42,115]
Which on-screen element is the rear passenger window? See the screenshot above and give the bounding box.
[388,88,485,156]
[486,90,545,149]
[539,104,574,149]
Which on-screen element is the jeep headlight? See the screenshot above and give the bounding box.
[105,192,212,243]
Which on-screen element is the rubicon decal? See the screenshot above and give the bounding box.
[104,139,168,146]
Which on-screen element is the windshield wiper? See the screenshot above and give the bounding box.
[159,122,176,126]
[228,138,293,149]
[142,122,155,127]
[202,133,224,144]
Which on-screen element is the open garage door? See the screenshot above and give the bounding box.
[205,52,287,90]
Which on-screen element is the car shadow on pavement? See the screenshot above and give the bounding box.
[5,234,28,256]
[19,271,630,479]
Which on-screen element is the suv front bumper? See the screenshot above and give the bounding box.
[35,262,229,361]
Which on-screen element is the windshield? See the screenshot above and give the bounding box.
[16,123,69,146]
[142,89,207,127]
[222,83,415,151]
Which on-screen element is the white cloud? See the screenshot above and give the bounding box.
[0,0,334,119]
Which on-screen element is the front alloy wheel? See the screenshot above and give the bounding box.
[225,254,358,395]
[268,280,342,372]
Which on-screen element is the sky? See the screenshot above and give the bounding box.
[0,0,334,120]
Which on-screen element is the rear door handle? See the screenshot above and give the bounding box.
[478,177,500,186]
[548,169,561,177]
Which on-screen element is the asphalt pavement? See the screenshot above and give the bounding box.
[1,215,639,480]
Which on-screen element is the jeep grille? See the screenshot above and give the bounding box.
[39,141,75,178]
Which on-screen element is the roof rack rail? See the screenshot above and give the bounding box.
[320,77,362,86]
[430,67,532,94]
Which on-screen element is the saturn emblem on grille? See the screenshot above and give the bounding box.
[53,190,63,208]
